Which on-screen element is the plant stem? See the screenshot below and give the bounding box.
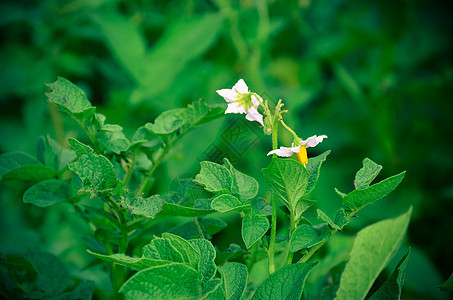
[193,217,205,239]
[122,150,136,186]
[286,207,296,264]
[280,118,299,141]
[268,112,280,274]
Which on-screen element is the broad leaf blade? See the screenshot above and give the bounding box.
[0,152,56,181]
[211,194,249,213]
[290,223,330,252]
[241,214,269,249]
[252,263,317,300]
[195,161,233,194]
[45,77,95,121]
[123,194,164,218]
[189,239,217,284]
[23,179,73,207]
[219,262,248,300]
[120,263,201,299]
[262,158,309,209]
[335,207,412,300]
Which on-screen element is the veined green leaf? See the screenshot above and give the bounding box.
[317,209,341,230]
[68,138,94,156]
[290,223,330,252]
[219,262,248,300]
[354,158,383,190]
[120,263,201,299]
[342,171,406,212]
[152,108,186,135]
[252,263,317,300]
[45,77,95,121]
[241,214,269,249]
[189,239,217,283]
[87,251,172,270]
[123,194,164,218]
[98,124,130,154]
[295,198,317,220]
[224,158,259,200]
[158,202,214,217]
[335,207,412,300]
[262,158,309,209]
[211,194,249,213]
[23,179,74,207]
[369,250,410,300]
[251,198,272,216]
[195,161,233,194]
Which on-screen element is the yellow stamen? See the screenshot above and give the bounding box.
[296,146,308,165]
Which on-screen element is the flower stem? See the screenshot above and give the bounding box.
[280,118,299,141]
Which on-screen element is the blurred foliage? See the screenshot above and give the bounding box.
[0,0,452,298]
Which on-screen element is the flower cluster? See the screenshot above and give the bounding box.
[217,79,327,165]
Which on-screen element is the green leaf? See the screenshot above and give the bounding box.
[158,202,214,217]
[131,14,224,104]
[369,250,410,300]
[37,135,76,171]
[201,278,222,299]
[179,99,225,131]
[87,251,172,270]
[334,208,350,230]
[251,198,272,216]
[252,263,317,300]
[211,194,249,213]
[189,239,217,283]
[223,158,259,200]
[152,108,186,135]
[321,261,347,300]
[354,158,383,190]
[68,138,94,156]
[93,13,146,82]
[195,161,233,194]
[0,151,56,181]
[306,150,331,194]
[290,223,330,252]
[23,251,70,296]
[68,141,121,195]
[98,124,130,154]
[262,158,309,209]
[219,262,248,300]
[143,233,200,270]
[45,77,95,121]
[342,171,406,212]
[317,209,341,230]
[123,194,164,218]
[120,263,201,299]
[241,214,269,249]
[295,198,317,220]
[60,280,95,300]
[439,273,453,291]
[23,179,74,207]
[335,207,412,300]
[215,244,247,265]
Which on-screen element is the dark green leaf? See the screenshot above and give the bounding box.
[252,263,317,300]
[23,179,74,207]
[158,202,214,217]
[321,261,347,300]
[439,272,453,291]
[295,198,317,220]
[369,250,410,300]
[241,214,269,249]
[251,198,272,216]
[0,151,56,181]
[152,108,186,135]
[289,223,330,252]
[219,262,248,300]
[61,280,95,300]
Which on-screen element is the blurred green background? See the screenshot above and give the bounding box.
[1,0,452,298]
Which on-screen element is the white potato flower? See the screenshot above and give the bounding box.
[267,135,328,164]
[216,79,264,125]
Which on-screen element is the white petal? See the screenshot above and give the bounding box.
[267,145,301,157]
[245,107,264,125]
[216,89,238,102]
[233,79,249,94]
[251,94,263,107]
[225,102,246,114]
[302,135,328,148]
